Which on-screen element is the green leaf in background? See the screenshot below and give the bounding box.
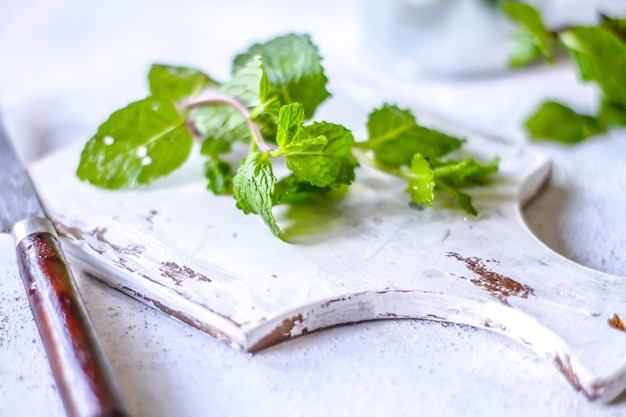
[233,152,284,240]
[500,2,556,66]
[148,64,218,102]
[77,97,192,188]
[507,32,546,68]
[525,101,606,144]
[276,103,357,188]
[233,33,330,119]
[561,26,626,108]
[403,154,435,207]
[364,104,463,167]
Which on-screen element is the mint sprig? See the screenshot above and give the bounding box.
[77,33,499,241]
[355,104,499,216]
[501,3,626,143]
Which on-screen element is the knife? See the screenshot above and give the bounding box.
[0,116,132,417]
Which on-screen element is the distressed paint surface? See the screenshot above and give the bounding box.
[29,115,626,402]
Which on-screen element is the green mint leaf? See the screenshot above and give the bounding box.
[364,104,463,167]
[274,174,332,205]
[200,136,232,155]
[436,182,477,216]
[525,100,605,143]
[276,103,357,188]
[598,99,626,127]
[204,156,233,195]
[221,55,268,106]
[433,157,500,185]
[233,33,330,119]
[193,56,275,149]
[561,26,626,107]
[77,97,192,188]
[148,64,217,102]
[276,102,305,146]
[500,2,556,66]
[233,152,284,240]
[403,154,435,207]
[508,32,546,68]
[194,104,251,148]
[248,58,282,122]
[600,14,626,41]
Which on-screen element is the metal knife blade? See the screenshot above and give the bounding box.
[0,121,46,231]
[0,116,132,417]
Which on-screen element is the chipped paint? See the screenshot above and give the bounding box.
[249,314,304,352]
[608,314,626,332]
[159,261,212,286]
[54,221,145,255]
[447,252,534,304]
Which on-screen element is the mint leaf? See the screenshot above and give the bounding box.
[194,104,251,148]
[400,155,497,214]
[193,56,276,150]
[437,182,476,216]
[598,99,626,127]
[600,14,626,41]
[403,154,435,207]
[204,156,233,195]
[525,100,605,143]
[561,26,626,107]
[233,33,330,119]
[364,104,463,167]
[148,64,217,102]
[508,32,547,68]
[434,157,498,215]
[274,174,332,204]
[233,152,284,240]
[433,157,500,185]
[221,55,269,106]
[500,2,556,66]
[276,103,357,188]
[276,101,305,145]
[77,97,192,188]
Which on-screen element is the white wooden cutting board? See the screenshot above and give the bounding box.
[29,112,626,403]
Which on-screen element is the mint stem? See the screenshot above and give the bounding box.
[179,92,273,152]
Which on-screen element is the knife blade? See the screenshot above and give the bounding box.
[0,116,132,417]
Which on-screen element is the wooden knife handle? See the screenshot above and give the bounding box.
[15,227,132,417]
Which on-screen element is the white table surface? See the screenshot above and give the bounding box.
[1,1,626,416]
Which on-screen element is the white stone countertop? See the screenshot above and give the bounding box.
[1,1,626,416]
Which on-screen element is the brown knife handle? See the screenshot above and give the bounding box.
[15,225,132,417]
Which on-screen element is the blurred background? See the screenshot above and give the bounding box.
[1,1,626,416]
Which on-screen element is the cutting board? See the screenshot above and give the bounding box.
[29,108,626,403]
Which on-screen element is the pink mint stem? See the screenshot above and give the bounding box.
[179,92,272,152]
